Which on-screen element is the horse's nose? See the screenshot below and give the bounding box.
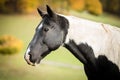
[24,47,36,66]
[24,53,35,66]
[29,53,38,63]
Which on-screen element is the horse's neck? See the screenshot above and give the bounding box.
[63,15,120,69]
[64,15,106,45]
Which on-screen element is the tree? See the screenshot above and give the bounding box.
[86,0,103,15]
[69,0,85,11]
[100,0,120,16]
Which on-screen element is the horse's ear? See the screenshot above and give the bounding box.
[46,5,56,18]
[37,8,45,18]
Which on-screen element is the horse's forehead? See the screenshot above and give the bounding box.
[37,18,52,31]
[38,21,44,30]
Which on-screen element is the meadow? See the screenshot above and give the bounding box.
[0,11,120,80]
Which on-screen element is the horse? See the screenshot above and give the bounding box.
[75,42,120,80]
[24,5,120,71]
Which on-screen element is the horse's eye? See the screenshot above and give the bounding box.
[51,26,54,28]
[43,27,49,32]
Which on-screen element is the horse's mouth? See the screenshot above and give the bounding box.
[24,54,42,66]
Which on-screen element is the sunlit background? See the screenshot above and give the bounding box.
[0,0,120,80]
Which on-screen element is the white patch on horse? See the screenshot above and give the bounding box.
[25,47,30,58]
[25,46,31,58]
[26,47,30,55]
[38,22,43,30]
[63,15,120,69]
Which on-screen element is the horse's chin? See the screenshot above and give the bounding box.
[32,62,40,66]
[28,60,41,66]
[31,57,42,66]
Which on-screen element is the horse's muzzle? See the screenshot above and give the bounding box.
[24,53,41,66]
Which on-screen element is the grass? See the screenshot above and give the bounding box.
[0,54,86,80]
[0,12,120,80]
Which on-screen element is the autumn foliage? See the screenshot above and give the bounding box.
[85,0,103,15]
[0,0,103,15]
[17,0,39,13]
[68,0,102,15]
[69,0,85,11]
[0,0,39,14]
[0,35,23,55]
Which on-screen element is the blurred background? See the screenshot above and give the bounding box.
[0,0,120,80]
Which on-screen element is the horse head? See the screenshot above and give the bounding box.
[24,5,69,66]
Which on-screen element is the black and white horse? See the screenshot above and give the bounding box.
[24,5,120,72]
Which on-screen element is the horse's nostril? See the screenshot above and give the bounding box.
[29,54,36,64]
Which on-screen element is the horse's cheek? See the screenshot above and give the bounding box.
[45,32,62,50]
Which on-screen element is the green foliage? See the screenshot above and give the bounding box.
[0,0,8,13]
[107,0,120,14]
[101,0,120,15]
[0,35,23,55]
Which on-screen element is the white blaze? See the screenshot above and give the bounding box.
[25,46,31,59]
[38,22,43,30]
